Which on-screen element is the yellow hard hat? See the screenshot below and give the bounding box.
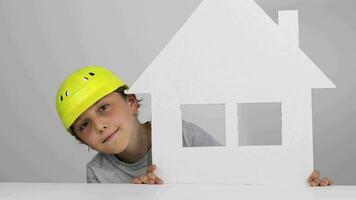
[56,65,128,134]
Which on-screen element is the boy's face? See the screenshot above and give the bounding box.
[72,92,139,154]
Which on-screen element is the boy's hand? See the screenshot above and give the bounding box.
[132,164,163,184]
[308,170,334,186]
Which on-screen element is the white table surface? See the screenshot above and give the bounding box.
[1,183,355,200]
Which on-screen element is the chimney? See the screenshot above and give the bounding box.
[278,10,299,47]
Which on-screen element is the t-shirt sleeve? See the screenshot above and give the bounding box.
[182,120,222,147]
[86,163,99,183]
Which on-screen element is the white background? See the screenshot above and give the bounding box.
[0,0,354,184]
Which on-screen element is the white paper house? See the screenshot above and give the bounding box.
[127,0,335,185]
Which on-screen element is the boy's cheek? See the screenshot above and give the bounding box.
[82,133,97,146]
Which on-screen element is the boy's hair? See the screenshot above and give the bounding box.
[70,86,142,145]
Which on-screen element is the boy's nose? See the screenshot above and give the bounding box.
[98,125,108,134]
[94,120,109,134]
[99,125,107,133]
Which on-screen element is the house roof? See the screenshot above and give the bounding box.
[128,0,335,94]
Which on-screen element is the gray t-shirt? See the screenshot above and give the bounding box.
[86,120,220,183]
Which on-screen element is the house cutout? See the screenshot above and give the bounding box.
[127,0,335,185]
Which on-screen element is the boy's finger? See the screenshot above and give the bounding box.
[320,178,329,186]
[147,172,158,180]
[139,175,148,183]
[308,170,320,182]
[146,171,163,185]
[326,178,335,186]
[139,175,155,184]
[132,177,142,184]
[154,177,164,184]
[309,178,321,187]
[147,164,157,173]
[309,182,317,187]
[310,170,320,179]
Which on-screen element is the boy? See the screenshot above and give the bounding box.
[56,65,333,186]
[56,65,220,184]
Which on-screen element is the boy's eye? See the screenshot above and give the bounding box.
[80,121,89,131]
[99,104,109,112]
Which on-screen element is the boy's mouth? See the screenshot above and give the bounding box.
[102,128,119,143]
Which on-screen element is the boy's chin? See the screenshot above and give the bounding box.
[99,137,128,153]
[106,144,128,154]
[100,145,124,154]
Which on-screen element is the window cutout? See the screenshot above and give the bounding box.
[181,104,225,147]
[136,93,151,124]
[89,72,95,76]
[238,102,282,146]
[83,77,89,81]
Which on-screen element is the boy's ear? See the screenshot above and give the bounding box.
[127,94,139,114]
